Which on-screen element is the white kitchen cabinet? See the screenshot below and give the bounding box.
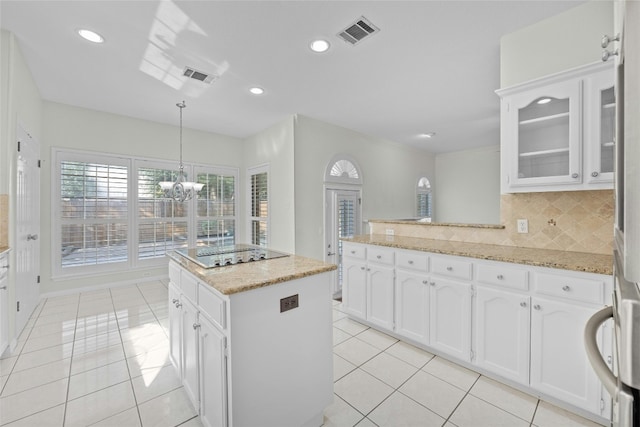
[367,263,395,330]
[429,277,472,362]
[182,296,200,411]
[342,258,367,319]
[198,314,228,427]
[395,270,429,344]
[475,286,530,385]
[168,283,182,375]
[497,61,614,193]
[0,251,8,355]
[530,296,603,414]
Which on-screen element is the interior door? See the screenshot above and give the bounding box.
[325,189,360,296]
[15,125,41,334]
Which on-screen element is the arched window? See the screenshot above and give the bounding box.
[325,155,362,185]
[416,177,432,219]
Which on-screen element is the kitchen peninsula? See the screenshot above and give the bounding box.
[168,246,336,427]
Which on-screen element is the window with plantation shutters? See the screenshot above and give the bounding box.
[59,157,129,270]
[248,166,268,247]
[53,149,238,277]
[196,168,236,247]
[137,163,188,260]
[417,177,432,219]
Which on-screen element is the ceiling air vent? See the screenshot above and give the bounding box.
[183,66,218,84]
[338,17,379,45]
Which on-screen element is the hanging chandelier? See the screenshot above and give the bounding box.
[159,101,204,202]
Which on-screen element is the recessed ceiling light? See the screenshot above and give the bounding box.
[78,29,104,43]
[419,132,436,139]
[249,87,265,95]
[537,98,552,104]
[310,39,330,53]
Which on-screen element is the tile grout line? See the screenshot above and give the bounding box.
[62,293,81,427]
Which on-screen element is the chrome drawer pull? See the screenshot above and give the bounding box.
[422,280,428,285]
[562,285,571,292]
[430,281,435,286]
[446,266,453,271]
[533,304,541,310]
[376,255,382,259]
[520,301,527,307]
[497,274,504,280]
[193,323,201,330]
[351,250,356,254]
[408,260,414,265]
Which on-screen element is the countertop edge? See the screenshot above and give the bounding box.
[343,235,613,276]
[368,219,505,229]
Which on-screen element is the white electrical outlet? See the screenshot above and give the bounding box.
[517,219,528,234]
[385,229,394,236]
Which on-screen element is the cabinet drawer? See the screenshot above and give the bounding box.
[477,263,529,290]
[180,270,198,304]
[367,246,395,265]
[169,261,181,286]
[343,243,366,260]
[198,283,226,330]
[535,272,604,304]
[431,256,472,280]
[395,250,428,272]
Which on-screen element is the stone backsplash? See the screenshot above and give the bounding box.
[369,190,614,255]
[0,194,7,247]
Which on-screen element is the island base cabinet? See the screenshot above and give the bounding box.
[366,265,395,331]
[395,271,429,344]
[530,297,602,413]
[429,279,472,362]
[182,297,200,411]
[342,260,367,319]
[168,284,182,375]
[199,315,228,427]
[474,287,530,385]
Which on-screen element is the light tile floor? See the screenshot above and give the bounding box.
[0,281,604,426]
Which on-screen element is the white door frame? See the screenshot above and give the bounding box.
[14,124,41,336]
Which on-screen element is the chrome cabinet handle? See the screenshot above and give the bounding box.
[601,33,620,48]
[571,173,579,179]
[520,301,527,307]
[193,323,201,330]
[591,171,599,177]
[533,304,541,310]
[408,260,414,265]
[562,285,571,292]
[430,281,435,286]
[376,255,382,259]
[27,234,38,241]
[602,49,619,62]
[350,250,356,254]
[497,274,504,280]
[175,302,182,308]
[422,280,428,285]
[172,298,178,304]
[446,266,453,271]
[360,266,365,270]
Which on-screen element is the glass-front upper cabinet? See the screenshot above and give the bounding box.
[497,62,614,193]
[585,68,615,184]
[509,79,582,188]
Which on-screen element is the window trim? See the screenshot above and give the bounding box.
[247,163,270,247]
[52,147,239,279]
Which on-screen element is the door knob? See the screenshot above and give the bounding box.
[27,234,38,241]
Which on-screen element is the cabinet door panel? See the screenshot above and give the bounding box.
[395,271,429,344]
[429,279,471,361]
[199,316,227,427]
[182,298,200,410]
[530,297,601,413]
[367,265,395,331]
[343,260,367,319]
[475,287,530,384]
[169,284,182,375]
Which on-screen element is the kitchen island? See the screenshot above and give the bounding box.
[168,249,336,427]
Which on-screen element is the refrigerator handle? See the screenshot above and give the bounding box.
[584,305,617,397]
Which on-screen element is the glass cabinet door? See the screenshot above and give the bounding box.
[586,69,615,184]
[509,80,582,187]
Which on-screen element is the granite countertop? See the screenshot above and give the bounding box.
[345,234,613,275]
[368,219,505,229]
[168,252,336,295]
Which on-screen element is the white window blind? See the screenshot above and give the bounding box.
[60,159,128,269]
[137,165,188,260]
[249,168,268,247]
[196,170,236,247]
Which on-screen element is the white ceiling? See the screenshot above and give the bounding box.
[1,0,585,153]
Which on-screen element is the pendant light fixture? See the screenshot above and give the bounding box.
[159,101,204,202]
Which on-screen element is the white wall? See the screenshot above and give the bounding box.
[293,115,436,260]
[40,101,244,295]
[500,1,613,88]
[434,145,501,224]
[242,117,296,253]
